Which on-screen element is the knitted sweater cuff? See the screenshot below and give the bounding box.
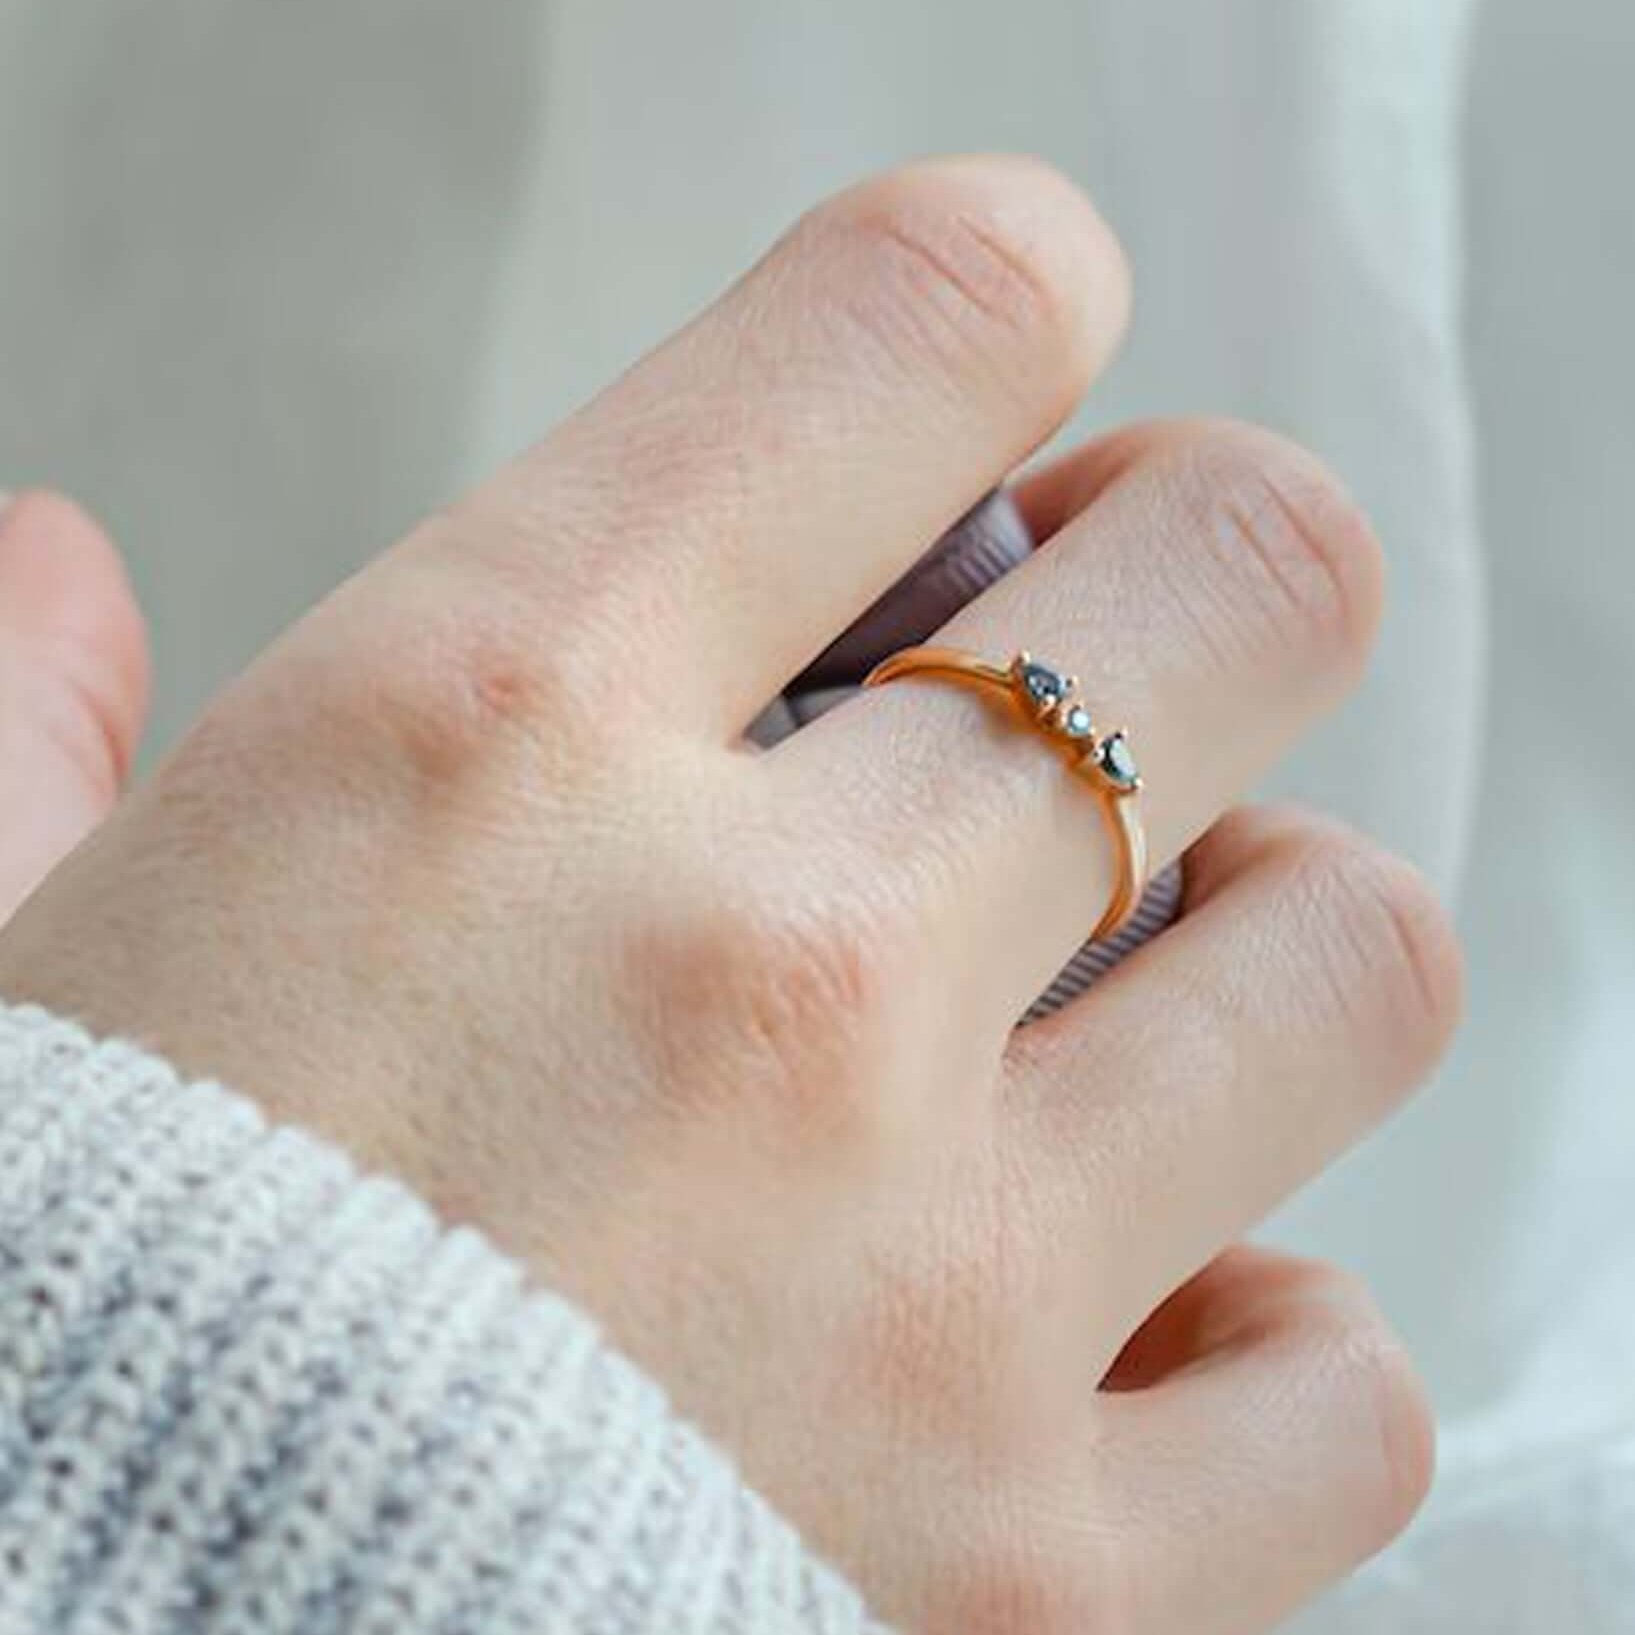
[0,1003,883,1634]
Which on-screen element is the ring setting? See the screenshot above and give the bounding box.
[1009,654,1140,792]
[864,644,1148,942]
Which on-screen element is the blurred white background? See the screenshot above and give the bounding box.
[4,2,1634,1624]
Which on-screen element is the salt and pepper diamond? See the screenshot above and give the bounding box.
[1007,652,1138,791]
[1018,659,1067,710]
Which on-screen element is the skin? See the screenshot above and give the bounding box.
[0,157,1463,1634]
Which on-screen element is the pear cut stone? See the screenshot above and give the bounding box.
[1019,661,1066,708]
[1098,732,1139,789]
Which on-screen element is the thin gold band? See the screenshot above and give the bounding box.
[863,646,1148,943]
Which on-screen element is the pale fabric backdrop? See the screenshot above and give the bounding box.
[3,1,1633,1625]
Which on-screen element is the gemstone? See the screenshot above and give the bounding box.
[1061,704,1094,739]
[1019,661,1066,708]
[1098,732,1139,788]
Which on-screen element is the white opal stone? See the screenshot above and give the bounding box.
[1099,733,1139,787]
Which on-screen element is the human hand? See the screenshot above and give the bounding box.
[0,158,1462,1634]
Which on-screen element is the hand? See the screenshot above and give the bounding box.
[0,158,1462,1635]
[0,490,148,921]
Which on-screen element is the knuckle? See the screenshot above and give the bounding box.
[335,535,615,788]
[1163,421,1385,675]
[810,157,1120,413]
[1297,826,1466,1069]
[628,873,912,1140]
[857,181,1063,342]
[1303,1294,1437,1551]
[1367,1338,1439,1540]
[1270,1250,1373,1309]
[1,490,147,794]
[27,658,128,808]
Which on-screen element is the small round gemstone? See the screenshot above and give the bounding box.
[1098,732,1139,788]
[1061,704,1094,739]
[1019,661,1065,707]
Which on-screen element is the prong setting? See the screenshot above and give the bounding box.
[866,644,1149,942]
[1004,651,1139,792]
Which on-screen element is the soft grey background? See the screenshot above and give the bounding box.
[0,2,1482,870]
[5,2,1635,1624]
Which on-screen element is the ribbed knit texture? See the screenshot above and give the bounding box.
[0,1005,886,1635]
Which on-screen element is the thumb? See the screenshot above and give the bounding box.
[0,490,150,923]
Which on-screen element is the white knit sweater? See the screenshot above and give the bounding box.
[0,1004,887,1635]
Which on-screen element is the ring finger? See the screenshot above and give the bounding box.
[769,418,1386,1031]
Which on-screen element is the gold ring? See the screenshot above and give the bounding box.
[863,646,1148,943]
